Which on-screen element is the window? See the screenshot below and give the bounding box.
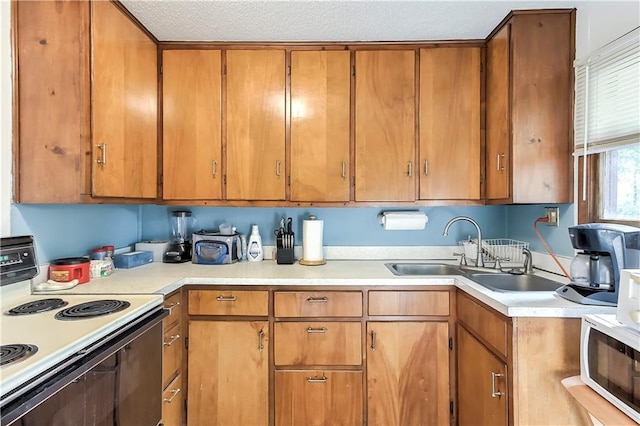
[574,27,640,224]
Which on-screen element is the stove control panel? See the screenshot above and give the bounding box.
[0,235,38,286]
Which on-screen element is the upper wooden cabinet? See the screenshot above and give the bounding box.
[485,11,574,204]
[419,47,481,200]
[290,51,351,202]
[91,1,158,198]
[225,50,286,200]
[162,49,222,200]
[355,50,416,202]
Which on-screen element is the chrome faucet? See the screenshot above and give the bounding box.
[442,216,484,268]
[522,248,533,274]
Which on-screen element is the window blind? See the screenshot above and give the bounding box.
[574,27,640,155]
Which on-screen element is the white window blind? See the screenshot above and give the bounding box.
[574,27,640,155]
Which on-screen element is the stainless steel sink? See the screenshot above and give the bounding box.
[466,273,562,292]
[386,263,465,276]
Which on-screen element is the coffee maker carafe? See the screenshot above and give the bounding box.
[557,223,640,306]
[163,210,195,263]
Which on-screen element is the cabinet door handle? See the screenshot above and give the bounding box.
[407,162,413,177]
[424,160,429,176]
[216,295,237,302]
[165,301,180,313]
[306,296,328,303]
[96,143,107,165]
[258,329,265,352]
[341,162,346,179]
[163,334,180,347]
[491,372,504,398]
[212,160,217,178]
[276,160,281,177]
[496,153,505,172]
[370,330,376,351]
[163,388,181,403]
[306,327,327,334]
[306,376,328,383]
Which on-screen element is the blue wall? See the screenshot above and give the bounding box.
[10,203,577,263]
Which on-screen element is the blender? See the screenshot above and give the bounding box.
[163,210,195,263]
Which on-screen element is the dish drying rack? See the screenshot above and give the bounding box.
[459,238,529,267]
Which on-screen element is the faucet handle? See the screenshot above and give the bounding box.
[453,252,467,266]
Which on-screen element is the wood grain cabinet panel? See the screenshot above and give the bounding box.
[226,49,286,200]
[187,320,269,426]
[188,290,268,316]
[274,291,362,317]
[275,370,363,426]
[162,291,184,425]
[162,323,182,389]
[355,50,416,202]
[162,49,222,200]
[274,321,361,366]
[91,1,157,198]
[369,290,450,316]
[367,321,450,425]
[161,374,183,426]
[419,47,481,200]
[290,51,351,202]
[457,291,508,357]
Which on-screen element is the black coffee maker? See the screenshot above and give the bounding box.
[557,223,640,306]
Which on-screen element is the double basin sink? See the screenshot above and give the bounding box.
[386,262,562,292]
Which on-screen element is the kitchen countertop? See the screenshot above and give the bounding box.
[47,260,617,318]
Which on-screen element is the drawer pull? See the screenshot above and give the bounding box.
[306,296,329,303]
[258,329,265,352]
[306,327,327,334]
[163,334,180,347]
[370,330,376,351]
[306,376,327,383]
[216,296,238,302]
[491,372,504,398]
[163,388,181,403]
[165,301,180,313]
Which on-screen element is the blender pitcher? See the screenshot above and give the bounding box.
[163,210,195,263]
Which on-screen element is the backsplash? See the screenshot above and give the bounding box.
[10,203,574,263]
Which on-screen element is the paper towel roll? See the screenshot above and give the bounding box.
[380,211,428,230]
[302,217,324,262]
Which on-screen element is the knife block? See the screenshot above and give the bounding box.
[276,247,294,264]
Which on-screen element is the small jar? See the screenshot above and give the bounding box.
[90,247,107,260]
[103,245,115,259]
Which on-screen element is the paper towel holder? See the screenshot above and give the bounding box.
[300,214,326,266]
[378,210,428,230]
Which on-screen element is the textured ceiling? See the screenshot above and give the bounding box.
[119,0,584,42]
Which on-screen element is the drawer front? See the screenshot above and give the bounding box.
[274,322,362,365]
[188,290,268,316]
[161,373,183,426]
[275,370,363,426]
[457,292,508,357]
[274,291,362,317]
[163,291,182,330]
[162,322,182,388]
[369,291,450,316]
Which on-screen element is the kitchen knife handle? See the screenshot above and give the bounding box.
[276,160,281,177]
[212,160,217,177]
[306,376,328,383]
[96,143,107,165]
[306,296,329,303]
[341,162,346,179]
[163,334,180,347]
[258,329,265,352]
[306,327,327,334]
[370,330,376,351]
[491,372,504,397]
[216,295,237,302]
[163,388,181,403]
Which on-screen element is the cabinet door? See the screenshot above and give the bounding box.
[367,322,450,425]
[457,325,507,426]
[355,50,416,202]
[419,47,481,200]
[275,370,363,426]
[486,25,510,201]
[91,1,158,198]
[290,50,351,202]
[163,50,222,200]
[226,50,285,200]
[187,321,269,426]
[162,374,183,426]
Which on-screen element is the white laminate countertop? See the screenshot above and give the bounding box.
[43,259,617,319]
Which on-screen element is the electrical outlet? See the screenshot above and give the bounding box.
[544,207,559,226]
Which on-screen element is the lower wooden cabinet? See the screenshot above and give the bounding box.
[162,291,184,426]
[457,325,507,425]
[187,320,269,426]
[367,321,450,425]
[162,374,184,426]
[275,370,363,426]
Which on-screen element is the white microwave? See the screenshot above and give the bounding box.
[580,314,640,423]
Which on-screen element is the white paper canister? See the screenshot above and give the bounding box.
[301,215,325,265]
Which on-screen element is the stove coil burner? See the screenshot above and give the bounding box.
[1,344,38,367]
[4,298,68,316]
[55,300,130,320]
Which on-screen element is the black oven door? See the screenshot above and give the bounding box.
[4,308,166,426]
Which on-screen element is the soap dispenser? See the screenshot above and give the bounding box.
[247,225,264,262]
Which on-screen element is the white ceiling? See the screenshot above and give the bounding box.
[119,0,585,42]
